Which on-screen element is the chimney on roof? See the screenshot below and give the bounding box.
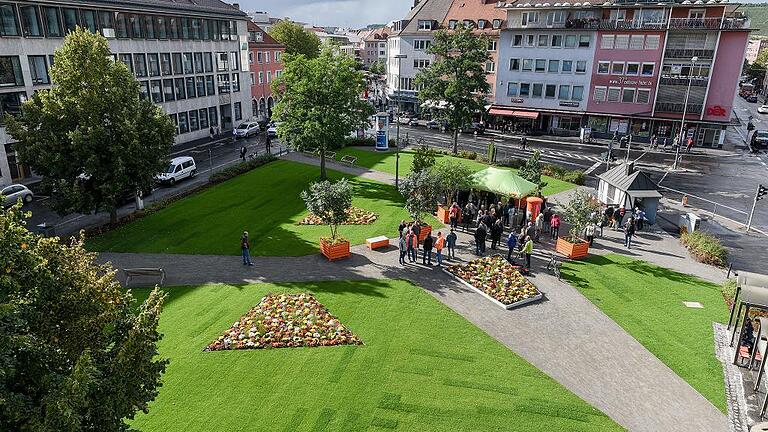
[233,3,240,10]
[625,162,634,177]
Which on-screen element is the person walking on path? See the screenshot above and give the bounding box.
[534,213,544,241]
[446,229,457,259]
[550,213,561,240]
[686,136,694,153]
[585,222,596,246]
[434,232,445,266]
[422,232,434,265]
[406,229,417,262]
[474,222,487,255]
[506,231,518,263]
[449,203,460,230]
[520,135,528,150]
[240,146,247,161]
[522,236,534,271]
[490,219,503,250]
[398,233,407,266]
[624,217,636,249]
[241,231,253,266]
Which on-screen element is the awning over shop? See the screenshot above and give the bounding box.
[488,108,539,119]
[471,167,538,198]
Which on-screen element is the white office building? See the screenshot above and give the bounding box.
[0,0,251,186]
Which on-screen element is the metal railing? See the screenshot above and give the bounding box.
[668,17,750,30]
[654,102,703,114]
[658,77,709,87]
[664,48,715,59]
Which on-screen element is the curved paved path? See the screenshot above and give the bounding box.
[100,226,728,432]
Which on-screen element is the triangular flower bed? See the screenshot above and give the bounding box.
[205,293,363,351]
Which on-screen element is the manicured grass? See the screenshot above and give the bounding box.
[335,147,576,196]
[88,160,432,256]
[561,254,728,413]
[130,279,621,431]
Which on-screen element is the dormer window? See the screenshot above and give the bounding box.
[418,20,432,31]
[255,31,263,42]
[492,19,502,29]
[478,19,487,29]
[449,19,458,29]
[463,19,473,29]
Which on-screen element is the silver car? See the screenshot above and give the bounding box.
[233,122,260,138]
[1,184,33,207]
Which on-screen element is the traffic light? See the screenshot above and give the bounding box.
[758,184,768,201]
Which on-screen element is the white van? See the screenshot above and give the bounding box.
[156,156,196,186]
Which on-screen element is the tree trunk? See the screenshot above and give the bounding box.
[319,148,327,180]
[452,129,459,154]
[109,206,118,226]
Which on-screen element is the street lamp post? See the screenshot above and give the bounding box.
[394,54,407,188]
[674,56,698,171]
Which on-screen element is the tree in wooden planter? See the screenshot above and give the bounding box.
[432,160,473,223]
[557,189,600,259]
[399,169,442,240]
[301,178,353,260]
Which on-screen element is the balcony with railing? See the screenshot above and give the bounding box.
[654,101,704,114]
[516,16,750,31]
[664,48,715,59]
[668,17,750,31]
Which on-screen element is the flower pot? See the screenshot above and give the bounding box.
[320,238,351,261]
[556,237,590,259]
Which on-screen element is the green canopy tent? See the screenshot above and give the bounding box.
[470,167,537,198]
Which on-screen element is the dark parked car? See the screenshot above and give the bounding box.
[747,95,759,103]
[752,130,768,150]
[461,122,485,134]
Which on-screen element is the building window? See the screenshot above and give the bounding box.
[509,58,520,71]
[189,110,199,131]
[160,53,172,75]
[548,60,559,73]
[597,61,610,74]
[414,39,431,50]
[205,75,215,95]
[217,52,228,71]
[600,34,614,49]
[119,53,133,72]
[185,77,196,98]
[256,51,262,63]
[417,20,432,31]
[163,79,174,101]
[478,19,487,29]
[199,108,209,129]
[208,106,218,127]
[538,34,548,47]
[115,12,128,38]
[183,52,194,74]
[593,86,607,102]
[607,87,621,102]
[645,35,660,50]
[507,82,518,96]
[144,15,155,39]
[155,16,167,39]
[521,11,539,27]
[561,60,572,73]
[0,4,21,36]
[150,79,162,103]
[485,61,495,73]
[545,84,556,98]
[28,55,49,85]
[138,81,149,100]
[204,52,213,72]
[248,52,253,65]
[519,82,530,97]
[134,54,147,77]
[546,11,566,26]
[258,71,263,84]
[275,51,282,63]
[572,85,584,101]
[266,71,271,83]
[551,35,562,47]
[614,34,629,49]
[234,102,242,121]
[622,88,635,103]
[231,51,240,70]
[513,34,522,47]
[80,10,97,33]
[413,59,430,69]
[217,73,230,94]
[20,5,42,37]
[42,6,62,37]
[641,63,654,76]
[558,84,570,99]
[578,35,590,48]
[194,52,204,73]
[629,35,644,50]
[564,34,577,48]
[196,76,205,96]
[231,73,240,92]
[148,53,160,77]
[487,40,497,51]
[99,11,114,37]
[522,59,533,72]
[178,111,188,133]
[492,19,501,29]
[172,53,183,75]
[535,59,546,72]
[636,88,651,104]
[575,60,586,73]
[249,72,254,86]
[128,14,142,38]
[626,62,639,75]
[462,20,473,29]
[611,62,624,75]
[532,83,543,98]
[525,34,535,47]
[174,77,185,99]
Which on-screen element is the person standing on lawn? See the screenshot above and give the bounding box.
[585,222,596,246]
[490,219,503,250]
[449,202,460,230]
[523,236,534,271]
[434,232,445,266]
[398,233,407,265]
[406,229,417,262]
[506,231,518,263]
[550,213,561,240]
[474,222,487,255]
[422,232,434,265]
[624,217,636,249]
[446,229,457,259]
[241,231,253,266]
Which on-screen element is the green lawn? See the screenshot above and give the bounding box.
[561,254,728,413]
[130,279,621,431]
[89,160,430,256]
[335,147,576,196]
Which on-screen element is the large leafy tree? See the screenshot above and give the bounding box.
[0,204,167,430]
[415,25,491,154]
[269,20,321,59]
[5,28,175,225]
[272,45,373,180]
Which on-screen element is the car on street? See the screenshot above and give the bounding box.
[1,184,33,207]
[751,130,768,150]
[747,95,759,103]
[233,122,260,138]
[460,122,485,134]
[758,105,768,114]
[156,156,197,186]
[425,120,440,129]
[267,122,279,138]
[396,116,416,126]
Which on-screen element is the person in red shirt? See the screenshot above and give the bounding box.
[449,203,460,230]
[434,232,446,266]
[550,214,561,240]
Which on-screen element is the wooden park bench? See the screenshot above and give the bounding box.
[124,267,166,287]
[366,235,389,250]
[325,151,336,160]
[302,150,315,158]
[340,155,357,166]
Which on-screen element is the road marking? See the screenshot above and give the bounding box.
[584,161,602,175]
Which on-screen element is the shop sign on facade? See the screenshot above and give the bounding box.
[559,101,580,107]
[706,105,727,117]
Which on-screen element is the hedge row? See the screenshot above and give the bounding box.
[681,231,728,267]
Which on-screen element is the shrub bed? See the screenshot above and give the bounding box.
[298,206,378,225]
[209,153,277,184]
[681,231,728,267]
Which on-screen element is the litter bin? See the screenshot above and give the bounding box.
[35,223,56,237]
[678,213,700,234]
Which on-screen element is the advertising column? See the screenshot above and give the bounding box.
[375,112,389,151]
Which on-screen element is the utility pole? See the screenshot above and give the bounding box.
[674,56,698,171]
[394,54,407,188]
[625,134,632,163]
[747,184,767,232]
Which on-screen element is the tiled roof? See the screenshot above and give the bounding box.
[394,0,455,36]
[444,0,506,27]
[70,0,246,17]
[247,21,283,48]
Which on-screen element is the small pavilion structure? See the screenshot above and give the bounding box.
[597,162,662,224]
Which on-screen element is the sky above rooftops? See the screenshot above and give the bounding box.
[239,0,413,28]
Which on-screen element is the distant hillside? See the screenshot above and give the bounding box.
[745,5,768,37]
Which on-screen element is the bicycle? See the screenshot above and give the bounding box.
[546,252,562,281]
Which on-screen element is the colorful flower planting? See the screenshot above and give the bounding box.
[446,256,540,306]
[205,293,363,351]
[298,207,378,226]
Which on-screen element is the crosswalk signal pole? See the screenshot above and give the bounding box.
[747,184,767,232]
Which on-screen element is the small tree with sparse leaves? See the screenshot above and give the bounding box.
[411,145,436,174]
[431,160,473,205]
[399,169,442,224]
[561,190,601,241]
[519,150,547,194]
[301,179,352,243]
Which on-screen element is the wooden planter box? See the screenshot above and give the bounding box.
[417,224,432,242]
[437,205,450,223]
[556,237,590,259]
[320,238,351,261]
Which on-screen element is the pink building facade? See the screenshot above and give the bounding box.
[247,21,285,120]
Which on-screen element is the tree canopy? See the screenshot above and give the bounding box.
[415,25,491,154]
[0,204,167,431]
[5,28,175,224]
[300,178,352,241]
[269,20,321,59]
[399,168,443,224]
[518,150,547,194]
[272,45,373,179]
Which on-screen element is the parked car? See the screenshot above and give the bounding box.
[156,156,196,186]
[752,130,768,150]
[747,95,759,103]
[759,105,768,114]
[1,184,33,207]
[267,122,279,138]
[425,120,440,129]
[233,122,260,138]
[396,116,416,126]
[461,122,485,134]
